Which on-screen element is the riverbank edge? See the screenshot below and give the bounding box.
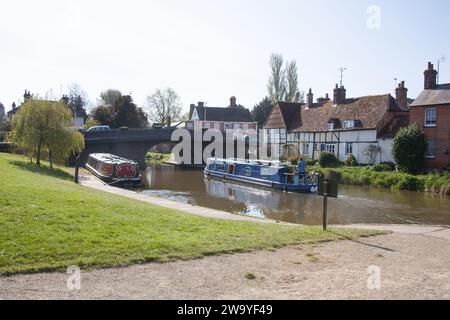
[79,174,291,225]
[314,167,450,195]
[79,174,448,237]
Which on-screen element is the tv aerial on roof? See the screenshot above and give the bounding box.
[338,67,347,87]
[437,55,446,84]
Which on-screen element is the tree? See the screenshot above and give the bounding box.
[67,83,89,119]
[0,102,6,124]
[145,88,182,126]
[392,124,427,173]
[91,104,115,126]
[99,89,122,106]
[251,97,273,125]
[114,95,148,128]
[10,100,85,166]
[267,53,286,104]
[84,117,100,129]
[267,54,303,104]
[285,60,303,103]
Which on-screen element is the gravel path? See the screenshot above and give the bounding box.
[2,226,449,300]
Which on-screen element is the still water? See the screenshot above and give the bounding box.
[138,165,450,226]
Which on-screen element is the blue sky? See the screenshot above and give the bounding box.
[1,0,450,113]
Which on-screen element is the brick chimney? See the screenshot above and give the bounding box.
[317,93,331,103]
[333,84,346,104]
[424,62,438,89]
[395,81,408,109]
[306,88,313,109]
[229,96,237,108]
[197,101,205,107]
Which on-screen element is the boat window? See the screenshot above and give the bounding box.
[244,167,252,177]
[228,164,235,174]
[217,164,225,172]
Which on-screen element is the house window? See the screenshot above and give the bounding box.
[327,122,334,131]
[326,144,336,154]
[214,123,220,130]
[302,143,310,156]
[320,144,326,152]
[346,143,353,155]
[425,108,437,127]
[426,139,436,159]
[243,124,249,130]
[186,122,194,130]
[343,120,355,129]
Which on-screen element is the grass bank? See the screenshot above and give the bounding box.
[145,152,171,164]
[314,166,450,195]
[0,153,384,275]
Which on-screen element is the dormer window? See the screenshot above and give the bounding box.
[327,122,334,131]
[343,120,355,129]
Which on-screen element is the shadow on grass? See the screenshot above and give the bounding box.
[327,229,395,252]
[8,160,74,181]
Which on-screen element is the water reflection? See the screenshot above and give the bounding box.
[139,165,450,226]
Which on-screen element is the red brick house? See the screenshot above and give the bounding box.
[410,62,450,169]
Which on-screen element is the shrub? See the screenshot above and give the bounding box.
[306,159,317,166]
[288,155,299,165]
[394,175,424,191]
[380,162,396,171]
[392,124,427,173]
[318,152,340,168]
[343,154,358,167]
[372,164,395,172]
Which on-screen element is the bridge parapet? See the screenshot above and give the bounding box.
[84,128,177,143]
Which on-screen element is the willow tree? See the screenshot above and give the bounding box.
[11,100,85,167]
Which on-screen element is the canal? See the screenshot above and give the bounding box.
[137,165,450,226]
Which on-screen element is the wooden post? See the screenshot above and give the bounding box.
[75,155,80,184]
[323,181,328,230]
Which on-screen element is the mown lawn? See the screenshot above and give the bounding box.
[0,153,384,275]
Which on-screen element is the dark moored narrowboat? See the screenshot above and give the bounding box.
[85,153,141,185]
[204,158,318,193]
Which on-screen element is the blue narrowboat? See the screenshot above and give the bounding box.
[204,158,318,193]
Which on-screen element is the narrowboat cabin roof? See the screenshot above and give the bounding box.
[207,158,284,168]
[89,153,138,165]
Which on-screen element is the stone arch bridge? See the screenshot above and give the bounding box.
[82,128,255,167]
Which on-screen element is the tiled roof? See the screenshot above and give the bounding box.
[194,106,253,122]
[264,94,408,133]
[410,83,450,107]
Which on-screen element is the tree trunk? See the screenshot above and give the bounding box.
[49,150,53,169]
[36,143,41,166]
